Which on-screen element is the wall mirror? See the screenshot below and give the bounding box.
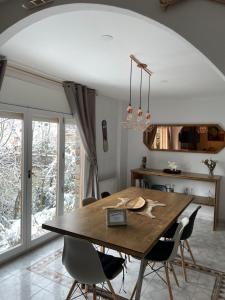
[143,124,225,153]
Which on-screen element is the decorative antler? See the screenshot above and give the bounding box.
[211,0,225,4]
[160,0,225,10]
[160,0,182,9]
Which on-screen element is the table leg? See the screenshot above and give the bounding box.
[87,285,127,300]
[134,258,148,300]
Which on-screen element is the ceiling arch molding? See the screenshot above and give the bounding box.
[0,0,225,79]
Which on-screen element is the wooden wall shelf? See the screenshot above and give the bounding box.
[131,168,221,230]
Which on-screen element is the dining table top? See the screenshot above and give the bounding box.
[42,187,192,258]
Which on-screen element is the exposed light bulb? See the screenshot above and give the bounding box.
[145,112,151,125]
[126,112,133,121]
[126,104,134,122]
[127,105,133,113]
[137,108,143,116]
[137,108,143,123]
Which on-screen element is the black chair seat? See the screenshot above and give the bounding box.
[101,191,111,198]
[98,251,125,280]
[146,240,174,262]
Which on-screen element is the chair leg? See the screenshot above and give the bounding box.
[164,263,173,300]
[106,280,117,300]
[130,282,137,300]
[169,262,179,287]
[185,240,196,265]
[84,284,89,295]
[66,280,77,300]
[180,243,187,282]
[93,284,97,300]
[100,246,105,253]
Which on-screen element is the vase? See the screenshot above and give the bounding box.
[209,169,214,177]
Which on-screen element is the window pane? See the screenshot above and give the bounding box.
[64,122,81,212]
[0,117,23,254]
[31,120,58,239]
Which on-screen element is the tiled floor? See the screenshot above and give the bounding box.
[0,204,224,300]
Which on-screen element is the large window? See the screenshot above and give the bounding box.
[0,114,23,255]
[64,121,82,212]
[31,119,58,240]
[0,107,83,261]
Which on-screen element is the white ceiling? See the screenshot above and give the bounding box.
[1,8,225,103]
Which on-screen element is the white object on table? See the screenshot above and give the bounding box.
[138,199,166,218]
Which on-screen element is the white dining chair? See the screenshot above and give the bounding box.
[62,236,125,300]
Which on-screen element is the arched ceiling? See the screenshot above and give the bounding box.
[0,1,225,79]
[0,6,224,102]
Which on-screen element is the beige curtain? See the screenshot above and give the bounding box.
[63,81,99,199]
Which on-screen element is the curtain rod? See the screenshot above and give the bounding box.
[6,63,96,93]
[0,100,72,116]
[7,63,63,86]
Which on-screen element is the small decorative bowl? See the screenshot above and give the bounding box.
[163,169,182,174]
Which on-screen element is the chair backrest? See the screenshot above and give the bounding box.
[181,205,201,240]
[101,191,111,198]
[82,197,97,207]
[62,236,106,285]
[168,217,189,261]
[151,184,167,192]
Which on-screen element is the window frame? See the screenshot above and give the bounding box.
[0,103,84,263]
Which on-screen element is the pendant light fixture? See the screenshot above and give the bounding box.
[122,54,153,131]
[137,67,143,123]
[126,58,133,122]
[145,74,151,126]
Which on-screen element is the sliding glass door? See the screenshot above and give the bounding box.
[31,118,58,240]
[64,121,82,212]
[0,113,23,255]
[0,106,83,263]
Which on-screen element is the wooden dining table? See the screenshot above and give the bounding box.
[42,187,192,300]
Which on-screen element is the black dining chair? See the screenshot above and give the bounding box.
[131,217,189,300]
[101,191,111,198]
[163,205,201,281]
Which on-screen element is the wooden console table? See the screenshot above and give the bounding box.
[131,168,221,230]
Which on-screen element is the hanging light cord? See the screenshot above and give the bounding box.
[139,68,143,109]
[129,58,133,106]
[147,74,151,113]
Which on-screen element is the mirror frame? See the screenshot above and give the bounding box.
[143,123,225,154]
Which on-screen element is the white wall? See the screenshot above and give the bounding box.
[96,95,127,191]
[96,95,119,181]
[127,96,225,221]
[0,70,71,113]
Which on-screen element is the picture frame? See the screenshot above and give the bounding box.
[106,208,127,226]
